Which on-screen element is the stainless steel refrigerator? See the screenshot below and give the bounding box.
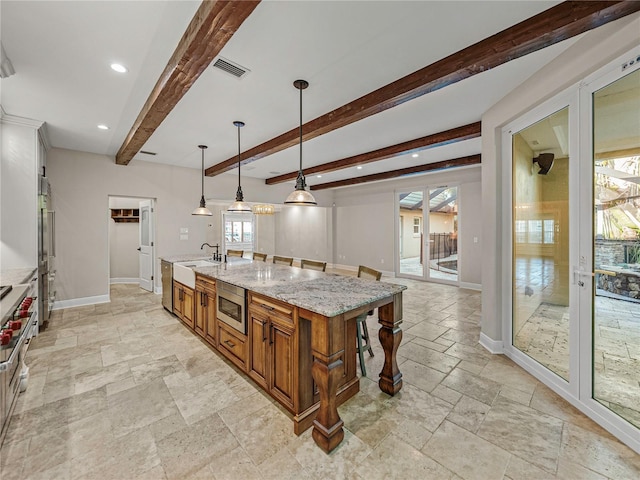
[38,175,55,324]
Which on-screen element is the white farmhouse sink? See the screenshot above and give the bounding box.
[173,260,218,289]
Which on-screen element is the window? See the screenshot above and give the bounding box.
[543,220,555,244]
[528,220,542,244]
[515,220,527,243]
[413,217,421,236]
[225,220,253,243]
[514,218,555,244]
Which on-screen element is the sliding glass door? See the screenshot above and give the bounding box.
[396,186,459,284]
[428,187,458,282]
[504,49,640,451]
[397,190,424,277]
[589,66,640,430]
[511,106,571,381]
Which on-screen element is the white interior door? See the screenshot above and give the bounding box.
[138,199,154,292]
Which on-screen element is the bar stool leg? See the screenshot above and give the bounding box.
[361,321,374,357]
[356,313,367,377]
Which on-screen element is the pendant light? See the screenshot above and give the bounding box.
[284,79,317,205]
[252,204,275,215]
[192,145,212,216]
[228,121,252,212]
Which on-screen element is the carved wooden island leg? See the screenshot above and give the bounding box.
[378,292,403,395]
[309,313,345,453]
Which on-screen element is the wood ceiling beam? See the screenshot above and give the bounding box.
[206,1,640,177]
[310,155,481,191]
[115,0,261,166]
[265,122,480,185]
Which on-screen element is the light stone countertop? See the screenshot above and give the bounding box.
[192,259,406,318]
[160,253,213,263]
[0,267,37,287]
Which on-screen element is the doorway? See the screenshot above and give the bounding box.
[108,196,155,292]
[396,186,459,284]
[503,51,640,452]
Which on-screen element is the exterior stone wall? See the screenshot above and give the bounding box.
[597,270,640,299]
[595,239,640,267]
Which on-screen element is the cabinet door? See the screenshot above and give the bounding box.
[248,308,269,389]
[173,282,183,317]
[182,286,195,329]
[194,290,206,337]
[270,317,295,410]
[204,292,216,346]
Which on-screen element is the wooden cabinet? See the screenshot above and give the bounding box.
[218,321,248,371]
[248,292,297,411]
[170,273,361,438]
[110,208,139,223]
[173,280,194,329]
[270,317,296,409]
[195,274,216,345]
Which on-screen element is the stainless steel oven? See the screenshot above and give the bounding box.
[216,281,246,334]
[1,284,37,446]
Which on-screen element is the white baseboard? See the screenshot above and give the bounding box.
[52,294,110,310]
[330,264,395,277]
[110,277,139,284]
[479,332,503,354]
[154,285,162,295]
[460,282,482,291]
[331,263,358,273]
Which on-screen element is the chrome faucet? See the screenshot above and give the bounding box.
[201,243,221,261]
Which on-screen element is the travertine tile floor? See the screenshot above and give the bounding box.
[514,296,640,429]
[1,279,639,479]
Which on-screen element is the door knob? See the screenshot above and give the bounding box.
[137,247,141,251]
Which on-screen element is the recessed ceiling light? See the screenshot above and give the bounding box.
[356,166,363,170]
[316,175,322,178]
[110,63,127,73]
[412,153,419,158]
[97,124,109,130]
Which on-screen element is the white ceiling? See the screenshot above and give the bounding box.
[2,0,593,191]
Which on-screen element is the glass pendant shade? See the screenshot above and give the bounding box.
[228,121,252,212]
[284,188,317,205]
[284,79,317,206]
[228,198,252,212]
[192,145,212,216]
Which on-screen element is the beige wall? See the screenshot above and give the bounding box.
[47,148,331,302]
[275,206,332,262]
[480,13,640,343]
[399,208,422,259]
[430,212,455,234]
[513,133,543,258]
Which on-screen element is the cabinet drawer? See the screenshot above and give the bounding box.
[195,275,216,295]
[218,322,248,371]
[249,292,295,325]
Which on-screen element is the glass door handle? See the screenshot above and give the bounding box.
[573,269,593,286]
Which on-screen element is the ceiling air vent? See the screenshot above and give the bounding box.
[212,57,250,79]
[139,150,157,156]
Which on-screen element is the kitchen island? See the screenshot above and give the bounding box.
[162,257,406,453]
